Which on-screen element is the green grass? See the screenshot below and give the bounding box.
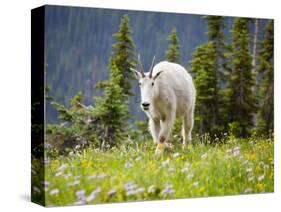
[32,136,274,206]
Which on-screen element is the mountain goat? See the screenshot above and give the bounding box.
[131,56,196,155]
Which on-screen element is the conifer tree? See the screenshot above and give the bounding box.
[165,28,181,63]
[190,16,229,136]
[92,16,137,147]
[204,16,229,77]
[257,20,274,134]
[204,16,229,132]
[111,15,136,97]
[190,42,217,134]
[228,18,256,137]
[94,60,129,147]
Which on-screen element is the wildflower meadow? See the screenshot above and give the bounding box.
[31,6,274,207]
[32,135,274,206]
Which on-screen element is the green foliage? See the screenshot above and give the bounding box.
[111,15,136,97]
[134,120,150,139]
[190,16,232,137]
[228,121,243,138]
[257,20,274,134]
[32,136,274,206]
[228,18,257,137]
[93,60,129,147]
[47,92,100,156]
[165,28,181,63]
[190,42,219,135]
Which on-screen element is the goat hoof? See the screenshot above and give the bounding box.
[182,143,192,150]
[155,143,165,155]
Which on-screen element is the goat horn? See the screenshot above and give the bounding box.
[149,55,156,78]
[138,54,145,77]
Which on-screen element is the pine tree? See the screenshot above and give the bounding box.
[165,28,181,63]
[204,16,230,133]
[94,60,129,147]
[228,18,256,137]
[190,42,217,134]
[111,15,136,97]
[204,16,230,79]
[257,20,274,134]
[189,16,229,136]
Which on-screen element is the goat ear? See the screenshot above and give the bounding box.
[153,71,163,80]
[130,68,142,79]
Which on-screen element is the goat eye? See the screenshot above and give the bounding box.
[152,82,154,86]
[139,82,141,86]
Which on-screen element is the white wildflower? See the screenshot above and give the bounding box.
[243,160,249,164]
[107,188,117,196]
[55,171,63,177]
[258,175,264,181]
[182,167,189,173]
[201,153,208,159]
[135,187,145,194]
[264,164,269,169]
[126,190,137,196]
[233,150,240,156]
[224,155,232,159]
[67,180,80,186]
[75,190,86,197]
[233,146,240,151]
[124,182,138,191]
[173,152,180,158]
[193,182,199,187]
[168,167,174,173]
[63,173,72,179]
[57,164,67,171]
[125,162,133,168]
[246,168,252,173]
[86,187,101,202]
[244,188,253,193]
[161,185,175,196]
[97,173,107,179]
[162,160,169,166]
[74,200,85,205]
[148,185,155,193]
[248,176,254,182]
[185,162,191,167]
[135,156,142,161]
[87,175,96,179]
[69,151,75,156]
[49,189,59,196]
[187,173,194,179]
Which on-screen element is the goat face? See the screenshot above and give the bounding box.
[139,76,155,111]
[130,55,163,111]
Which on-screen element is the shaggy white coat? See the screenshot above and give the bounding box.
[137,61,196,149]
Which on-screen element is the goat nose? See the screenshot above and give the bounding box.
[142,102,150,107]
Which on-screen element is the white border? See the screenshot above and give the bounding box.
[0,0,279,211]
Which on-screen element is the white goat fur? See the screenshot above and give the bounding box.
[137,61,196,147]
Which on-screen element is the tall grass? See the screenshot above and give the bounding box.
[32,135,274,206]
